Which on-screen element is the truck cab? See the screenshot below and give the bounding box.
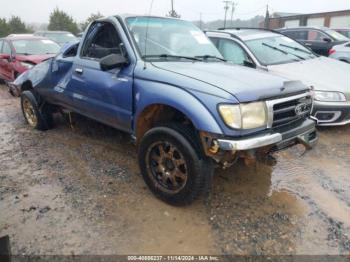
[15,15,317,205]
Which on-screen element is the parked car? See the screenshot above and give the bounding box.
[13,16,317,205]
[206,28,350,126]
[332,27,350,38]
[7,34,33,38]
[329,42,350,63]
[276,26,349,56]
[0,35,60,96]
[33,31,78,46]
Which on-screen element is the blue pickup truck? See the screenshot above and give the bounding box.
[14,15,317,205]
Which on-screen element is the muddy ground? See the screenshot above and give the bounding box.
[0,84,349,256]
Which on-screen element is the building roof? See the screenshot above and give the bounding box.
[272,12,301,18]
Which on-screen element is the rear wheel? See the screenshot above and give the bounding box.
[138,124,213,206]
[21,91,53,130]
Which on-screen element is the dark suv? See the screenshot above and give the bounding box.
[277,26,349,56]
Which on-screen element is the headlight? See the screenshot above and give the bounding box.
[314,91,346,102]
[20,62,34,69]
[218,102,267,129]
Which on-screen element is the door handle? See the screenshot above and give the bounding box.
[75,68,83,74]
[305,43,312,46]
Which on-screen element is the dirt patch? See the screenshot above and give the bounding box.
[0,85,349,255]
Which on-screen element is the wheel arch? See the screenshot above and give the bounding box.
[134,100,222,142]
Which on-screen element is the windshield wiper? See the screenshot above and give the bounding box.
[195,55,226,62]
[142,54,201,61]
[279,44,314,55]
[262,42,305,61]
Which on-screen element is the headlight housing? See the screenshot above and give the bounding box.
[218,102,267,129]
[314,91,346,102]
[20,62,34,69]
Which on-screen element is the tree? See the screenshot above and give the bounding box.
[80,12,103,31]
[48,8,79,35]
[0,18,10,37]
[8,16,28,34]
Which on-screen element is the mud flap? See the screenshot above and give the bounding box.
[0,235,11,262]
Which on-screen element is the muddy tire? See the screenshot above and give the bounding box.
[21,91,53,131]
[138,123,214,206]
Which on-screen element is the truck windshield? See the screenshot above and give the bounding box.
[246,35,317,66]
[126,17,222,61]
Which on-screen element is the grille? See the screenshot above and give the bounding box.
[270,93,312,128]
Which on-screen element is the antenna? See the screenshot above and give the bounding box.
[144,0,155,69]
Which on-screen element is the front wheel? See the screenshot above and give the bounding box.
[138,124,213,206]
[21,91,53,130]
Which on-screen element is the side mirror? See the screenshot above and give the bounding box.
[323,37,332,43]
[0,54,11,60]
[100,54,128,71]
[243,60,256,68]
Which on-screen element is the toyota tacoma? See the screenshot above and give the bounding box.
[13,15,317,205]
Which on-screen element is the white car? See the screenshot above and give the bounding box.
[206,28,350,126]
[329,42,350,63]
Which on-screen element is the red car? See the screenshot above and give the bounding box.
[0,35,60,96]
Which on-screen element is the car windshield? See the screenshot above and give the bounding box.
[46,33,77,44]
[246,35,317,66]
[325,29,350,41]
[126,17,222,61]
[12,39,61,55]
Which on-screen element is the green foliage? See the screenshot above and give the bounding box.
[0,18,10,37]
[8,16,28,33]
[48,8,79,35]
[0,16,30,37]
[80,12,104,31]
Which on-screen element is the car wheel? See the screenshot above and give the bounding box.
[21,91,53,130]
[138,123,214,206]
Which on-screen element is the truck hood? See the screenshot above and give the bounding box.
[152,62,308,102]
[15,54,56,64]
[268,57,350,99]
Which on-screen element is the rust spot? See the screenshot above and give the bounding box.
[135,105,190,143]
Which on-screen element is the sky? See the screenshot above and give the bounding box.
[0,0,349,23]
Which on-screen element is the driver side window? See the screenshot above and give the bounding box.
[216,39,250,65]
[81,22,122,60]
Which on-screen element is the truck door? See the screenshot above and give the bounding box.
[65,21,134,133]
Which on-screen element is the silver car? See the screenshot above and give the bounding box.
[206,28,350,126]
[329,42,350,63]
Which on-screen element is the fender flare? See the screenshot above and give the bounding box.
[133,79,223,135]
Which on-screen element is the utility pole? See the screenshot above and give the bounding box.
[199,12,203,30]
[223,1,232,29]
[264,4,270,29]
[230,2,236,26]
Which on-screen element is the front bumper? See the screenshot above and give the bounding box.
[217,118,317,151]
[312,101,350,126]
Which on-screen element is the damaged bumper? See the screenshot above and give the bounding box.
[217,118,318,152]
